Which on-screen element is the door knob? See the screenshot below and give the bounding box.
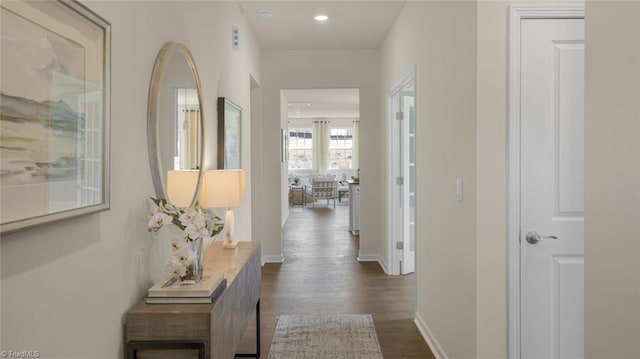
[525,231,558,245]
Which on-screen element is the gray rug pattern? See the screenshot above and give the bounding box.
[268,314,384,359]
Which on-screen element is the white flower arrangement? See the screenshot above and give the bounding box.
[148,198,224,280]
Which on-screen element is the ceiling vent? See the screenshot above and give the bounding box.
[258,9,273,19]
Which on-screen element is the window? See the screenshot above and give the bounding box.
[329,128,353,170]
[288,128,312,169]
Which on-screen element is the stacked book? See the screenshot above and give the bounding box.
[146,272,227,304]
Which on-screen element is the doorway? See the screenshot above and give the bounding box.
[509,6,585,359]
[388,67,416,276]
[282,88,360,212]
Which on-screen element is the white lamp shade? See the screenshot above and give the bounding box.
[167,170,200,207]
[204,169,246,208]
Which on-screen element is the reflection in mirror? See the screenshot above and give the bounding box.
[175,88,200,170]
[148,42,204,208]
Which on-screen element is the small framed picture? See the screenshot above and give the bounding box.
[217,97,242,169]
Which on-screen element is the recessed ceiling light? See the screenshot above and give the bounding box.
[314,14,329,22]
[258,9,273,19]
[296,110,302,114]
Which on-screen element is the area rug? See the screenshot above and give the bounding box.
[268,314,384,359]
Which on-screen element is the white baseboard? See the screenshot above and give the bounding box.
[414,311,449,359]
[261,255,284,266]
[378,255,389,274]
[357,253,388,274]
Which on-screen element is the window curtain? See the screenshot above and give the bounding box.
[352,120,360,176]
[183,107,201,169]
[312,120,330,174]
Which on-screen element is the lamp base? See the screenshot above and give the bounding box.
[222,240,238,249]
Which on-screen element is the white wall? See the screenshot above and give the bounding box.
[475,1,534,357]
[259,50,383,261]
[433,2,640,359]
[476,2,510,356]
[0,1,261,357]
[380,2,478,358]
[250,75,263,247]
[584,1,640,358]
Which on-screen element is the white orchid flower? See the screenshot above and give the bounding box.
[170,237,186,252]
[184,224,203,241]
[174,247,196,265]
[178,208,199,226]
[185,216,211,240]
[148,211,173,232]
[195,220,210,238]
[148,198,223,281]
[167,260,187,278]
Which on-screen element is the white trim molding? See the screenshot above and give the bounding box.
[508,4,584,359]
[261,255,285,266]
[357,253,388,274]
[386,65,417,276]
[414,311,449,359]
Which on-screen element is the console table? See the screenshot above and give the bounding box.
[125,241,261,359]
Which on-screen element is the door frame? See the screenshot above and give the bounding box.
[508,5,584,358]
[387,65,416,276]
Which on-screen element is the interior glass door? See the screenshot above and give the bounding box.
[400,81,415,275]
[389,70,416,275]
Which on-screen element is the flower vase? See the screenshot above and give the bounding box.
[181,237,203,285]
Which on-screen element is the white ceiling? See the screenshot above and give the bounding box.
[238,1,406,51]
[283,88,359,119]
[240,2,396,118]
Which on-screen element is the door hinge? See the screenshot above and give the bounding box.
[396,241,404,250]
[396,177,404,185]
[396,111,404,120]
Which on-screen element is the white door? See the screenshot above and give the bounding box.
[520,18,584,359]
[389,70,416,275]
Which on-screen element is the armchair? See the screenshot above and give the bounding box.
[304,176,338,208]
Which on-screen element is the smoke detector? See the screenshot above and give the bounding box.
[258,9,273,19]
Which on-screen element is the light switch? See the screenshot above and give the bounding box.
[456,177,463,203]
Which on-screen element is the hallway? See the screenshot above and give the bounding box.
[243,204,434,358]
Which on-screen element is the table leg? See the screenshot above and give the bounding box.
[235,299,261,358]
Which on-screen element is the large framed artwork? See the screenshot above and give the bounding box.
[217,97,241,169]
[0,0,111,234]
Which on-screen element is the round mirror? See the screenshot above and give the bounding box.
[147,42,204,208]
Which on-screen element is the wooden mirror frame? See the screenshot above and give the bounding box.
[147,42,205,207]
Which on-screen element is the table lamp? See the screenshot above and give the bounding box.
[167,170,201,208]
[203,169,246,249]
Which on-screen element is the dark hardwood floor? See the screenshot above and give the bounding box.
[239,201,434,358]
